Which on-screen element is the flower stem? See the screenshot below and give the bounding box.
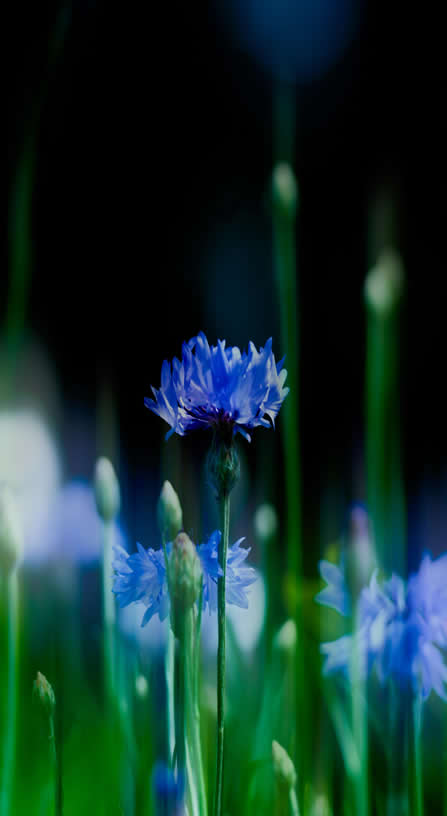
[413,695,423,816]
[214,491,230,816]
[49,710,63,816]
[0,572,19,816]
[102,520,116,707]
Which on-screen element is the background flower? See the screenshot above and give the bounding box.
[113,530,257,627]
[316,553,447,700]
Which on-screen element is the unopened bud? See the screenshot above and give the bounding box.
[273,619,297,656]
[94,457,120,522]
[254,503,278,543]
[33,671,56,716]
[135,674,149,699]
[168,533,203,637]
[207,435,240,500]
[364,249,404,316]
[272,162,298,218]
[0,486,23,576]
[157,481,183,541]
[272,740,297,790]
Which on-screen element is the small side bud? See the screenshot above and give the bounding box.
[272,740,297,790]
[33,671,56,716]
[168,533,203,638]
[254,503,278,543]
[0,486,23,576]
[94,457,120,522]
[157,481,183,541]
[273,619,297,656]
[272,162,298,218]
[364,249,404,316]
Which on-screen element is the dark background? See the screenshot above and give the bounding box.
[7,0,446,564]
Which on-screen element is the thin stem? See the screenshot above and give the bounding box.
[49,712,63,816]
[214,491,230,816]
[0,571,19,816]
[289,788,300,816]
[413,695,423,816]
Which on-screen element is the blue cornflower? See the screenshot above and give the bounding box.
[316,552,447,701]
[113,531,256,627]
[144,333,288,442]
[152,762,185,816]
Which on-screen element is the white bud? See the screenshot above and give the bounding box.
[254,503,278,543]
[273,619,297,656]
[272,740,297,789]
[94,457,120,522]
[157,481,183,541]
[0,486,23,576]
[272,162,298,217]
[364,249,404,316]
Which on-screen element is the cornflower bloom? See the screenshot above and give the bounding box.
[113,531,256,628]
[315,552,447,700]
[144,333,288,443]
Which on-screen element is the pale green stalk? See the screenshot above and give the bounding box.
[214,492,230,816]
[102,520,116,705]
[0,572,19,816]
[185,607,207,816]
[289,788,300,816]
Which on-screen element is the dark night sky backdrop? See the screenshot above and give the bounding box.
[7,0,446,567]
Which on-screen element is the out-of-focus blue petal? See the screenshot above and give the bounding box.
[316,559,351,616]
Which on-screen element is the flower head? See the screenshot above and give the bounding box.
[316,552,447,701]
[113,530,256,627]
[144,333,288,442]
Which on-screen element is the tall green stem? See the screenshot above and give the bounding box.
[214,491,230,816]
[0,572,19,816]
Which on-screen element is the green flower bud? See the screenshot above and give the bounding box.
[94,457,120,522]
[273,619,297,657]
[207,434,240,500]
[364,249,404,316]
[272,740,297,790]
[33,671,56,716]
[157,481,183,541]
[272,162,298,218]
[168,532,203,638]
[0,486,23,576]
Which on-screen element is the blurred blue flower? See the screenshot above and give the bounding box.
[316,553,447,701]
[113,531,256,626]
[152,761,185,816]
[144,333,288,442]
[25,481,126,566]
